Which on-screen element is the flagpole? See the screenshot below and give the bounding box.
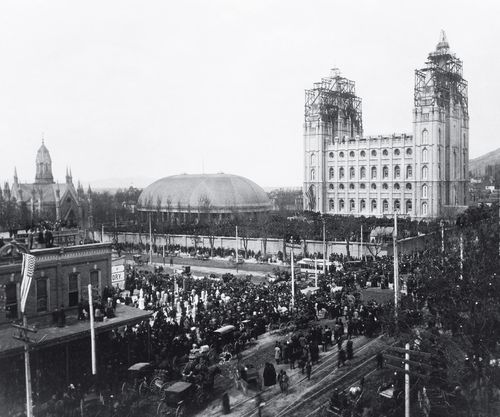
[88,284,97,375]
[23,314,34,417]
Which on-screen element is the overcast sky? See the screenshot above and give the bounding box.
[1,0,499,189]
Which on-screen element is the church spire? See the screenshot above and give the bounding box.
[13,167,18,185]
[35,139,55,184]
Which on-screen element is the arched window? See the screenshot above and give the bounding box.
[371,183,377,190]
[329,199,334,210]
[350,199,355,211]
[329,167,334,179]
[360,166,366,179]
[422,166,428,180]
[382,183,388,190]
[394,165,400,178]
[406,183,412,190]
[329,152,334,159]
[329,183,334,190]
[438,128,442,143]
[383,149,388,156]
[422,202,428,216]
[422,129,428,144]
[371,166,377,179]
[383,166,389,178]
[349,183,355,190]
[349,151,355,158]
[383,199,389,212]
[406,200,412,213]
[339,167,345,179]
[310,169,315,181]
[360,150,366,158]
[360,199,366,211]
[394,183,400,190]
[422,184,428,198]
[394,199,400,211]
[394,149,400,156]
[350,166,355,179]
[406,148,413,156]
[406,165,413,178]
[422,148,428,163]
[360,183,366,189]
[454,151,457,178]
[339,152,345,158]
[371,199,377,211]
[339,184,345,190]
[339,199,345,211]
[371,150,377,157]
[310,153,316,165]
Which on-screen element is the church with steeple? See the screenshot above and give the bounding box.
[6,140,92,228]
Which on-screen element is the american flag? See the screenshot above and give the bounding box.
[20,253,36,314]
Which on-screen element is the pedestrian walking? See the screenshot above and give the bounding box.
[275,343,282,365]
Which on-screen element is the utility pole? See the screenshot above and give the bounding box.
[459,232,464,279]
[291,249,295,309]
[314,256,318,288]
[393,211,399,323]
[12,319,37,417]
[149,212,153,265]
[405,343,410,417]
[88,285,97,375]
[235,225,239,274]
[322,218,327,277]
[360,224,364,261]
[440,220,445,254]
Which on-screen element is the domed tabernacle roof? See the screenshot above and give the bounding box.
[138,174,272,213]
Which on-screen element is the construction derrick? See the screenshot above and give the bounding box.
[305,68,363,138]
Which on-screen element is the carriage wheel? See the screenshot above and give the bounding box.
[138,380,149,396]
[121,381,129,394]
[175,403,186,417]
[150,376,163,395]
[156,400,168,416]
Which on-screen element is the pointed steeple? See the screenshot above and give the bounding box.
[35,138,54,184]
[436,29,449,51]
[13,167,18,185]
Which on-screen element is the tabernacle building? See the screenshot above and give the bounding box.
[303,32,469,219]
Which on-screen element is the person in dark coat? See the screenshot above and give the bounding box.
[338,348,346,368]
[346,337,354,360]
[263,362,277,387]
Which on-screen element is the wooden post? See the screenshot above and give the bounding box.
[291,249,295,309]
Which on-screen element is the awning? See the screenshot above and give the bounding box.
[0,304,152,359]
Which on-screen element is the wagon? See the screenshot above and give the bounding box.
[156,381,194,417]
[121,362,154,396]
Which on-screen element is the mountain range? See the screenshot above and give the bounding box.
[469,148,500,176]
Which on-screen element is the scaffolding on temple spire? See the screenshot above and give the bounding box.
[304,68,363,138]
[414,31,468,117]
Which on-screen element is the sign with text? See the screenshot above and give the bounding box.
[111,264,125,289]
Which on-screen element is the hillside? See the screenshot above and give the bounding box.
[469,148,500,176]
